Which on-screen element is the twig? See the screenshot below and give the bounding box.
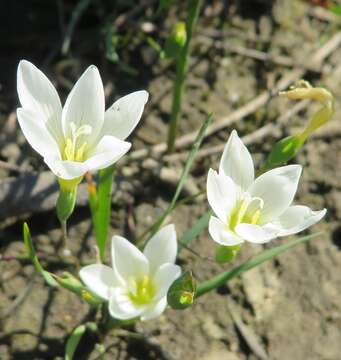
[198,35,323,73]
[198,28,270,43]
[309,6,341,24]
[126,31,341,162]
[0,171,88,220]
[0,160,28,173]
[227,300,272,360]
[0,253,93,267]
[114,0,157,28]
[183,99,311,161]
[0,275,36,320]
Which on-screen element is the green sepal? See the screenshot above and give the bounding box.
[56,183,78,223]
[167,271,196,310]
[215,244,241,264]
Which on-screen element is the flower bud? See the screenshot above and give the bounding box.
[280,80,334,140]
[165,22,187,59]
[265,135,303,169]
[167,271,196,310]
[53,271,84,295]
[265,80,334,170]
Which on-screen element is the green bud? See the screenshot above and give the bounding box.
[164,22,187,59]
[264,135,304,169]
[53,272,103,306]
[53,272,84,295]
[80,289,104,306]
[215,244,241,264]
[167,271,196,310]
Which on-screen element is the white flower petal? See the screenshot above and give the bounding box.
[207,169,240,222]
[17,108,60,158]
[208,216,244,246]
[219,130,254,190]
[111,236,149,281]
[272,205,326,237]
[17,60,63,142]
[143,224,177,274]
[62,65,104,147]
[79,264,118,300]
[140,297,167,321]
[235,223,279,244]
[84,135,131,172]
[153,263,181,300]
[102,90,149,140]
[108,287,144,320]
[249,165,302,223]
[44,154,87,179]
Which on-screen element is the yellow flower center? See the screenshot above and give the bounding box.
[63,122,92,162]
[229,197,264,231]
[128,276,156,305]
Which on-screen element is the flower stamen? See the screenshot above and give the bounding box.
[64,122,92,161]
[229,197,264,231]
[128,276,156,305]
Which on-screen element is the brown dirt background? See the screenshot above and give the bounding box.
[1,0,341,359]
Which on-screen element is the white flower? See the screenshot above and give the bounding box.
[79,225,181,321]
[207,130,326,246]
[17,60,148,180]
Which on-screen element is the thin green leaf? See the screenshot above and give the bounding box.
[138,113,213,245]
[91,165,115,261]
[168,113,212,212]
[196,232,323,297]
[23,223,58,287]
[65,324,86,360]
[178,210,211,252]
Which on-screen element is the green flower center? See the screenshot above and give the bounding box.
[128,276,156,305]
[63,122,92,162]
[229,196,264,230]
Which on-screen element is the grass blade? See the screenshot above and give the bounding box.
[196,232,323,297]
[137,113,213,245]
[65,324,86,360]
[178,210,211,252]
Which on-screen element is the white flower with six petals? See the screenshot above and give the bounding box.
[17,60,148,180]
[79,225,181,321]
[207,130,326,246]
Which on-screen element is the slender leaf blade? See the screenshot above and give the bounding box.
[196,232,323,297]
[65,324,86,360]
[91,165,115,261]
[144,113,213,241]
[178,210,211,252]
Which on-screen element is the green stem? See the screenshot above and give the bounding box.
[166,0,202,153]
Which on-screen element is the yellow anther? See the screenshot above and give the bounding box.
[228,197,263,231]
[63,122,92,162]
[128,276,156,305]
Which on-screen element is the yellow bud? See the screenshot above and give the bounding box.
[280,80,334,140]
